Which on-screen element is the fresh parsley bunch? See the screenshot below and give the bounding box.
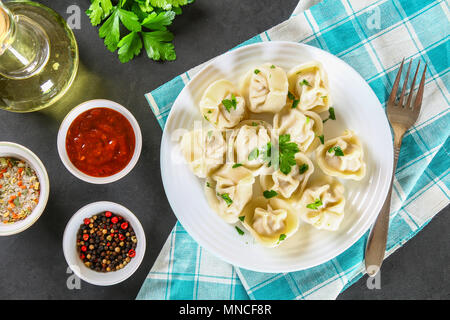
[86,0,194,63]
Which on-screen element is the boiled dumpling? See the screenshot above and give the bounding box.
[228,120,272,175]
[260,152,314,198]
[297,179,345,231]
[180,129,226,178]
[316,130,366,180]
[273,107,323,153]
[240,63,288,113]
[241,197,299,247]
[287,61,331,113]
[205,164,255,223]
[200,79,247,129]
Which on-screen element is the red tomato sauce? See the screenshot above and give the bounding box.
[66,108,136,177]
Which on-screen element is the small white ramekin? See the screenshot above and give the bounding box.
[0,142,50,236]
[62,201,146,286]
[57,99,142,184]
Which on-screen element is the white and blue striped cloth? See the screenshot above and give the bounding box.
[137,0,450,300]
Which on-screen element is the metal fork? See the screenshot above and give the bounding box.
[365,58,427,276]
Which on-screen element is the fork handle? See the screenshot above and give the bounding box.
[365,143,401,276]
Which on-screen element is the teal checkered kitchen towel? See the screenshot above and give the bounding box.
[137,0,450,300]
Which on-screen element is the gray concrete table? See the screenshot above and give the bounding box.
[0,0,448,300]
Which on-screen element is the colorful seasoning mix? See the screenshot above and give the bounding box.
[76,211,137,272]
[0,157,40,224]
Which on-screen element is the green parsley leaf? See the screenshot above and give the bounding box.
[13,197,20,207]
[117,31,143,63]
[277,134,300,175]
[287,91,296,100]
[328,107,336,120]
[206,181,211,188]
[248,148,259,161]
[254,69,261,74]
[239,216,245,222]
[263,190,278,199]
[278,234,286,242]
[329,146,344,156]
[87,0,113,26]
[270,65,276,69]
[207,130,213,138]
[306,198,323,210]
[218,193,233,206]
[300,79,311,87]
[292,99,300,109]
[251,122,258,126]
[141,11,176,30]
[142,30,176,61]
[317,135,324,144]
[306,116,310,124]
[235,226,245,235]
[232,163,243,168]
[222,94,237,112]
[298,163,309,174]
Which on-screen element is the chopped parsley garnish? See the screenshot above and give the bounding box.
[218,193,233,206]
[235,226,245,235]
[323,107,336,123]
[306,116,310,124]
[206,182,212,188]
[278,134,300,175]
[204,115,209,121]
[239,216,245,222]
[328,146,344,156]
[207,110,212,113]
[317,134,325,144]
[288,91,300,109]
[278,234,287,242]
[270,65,275,69]
[254,69,261,74]
[298,163,309,174]
[306,198,323,210]
[222,93,237,112]
[300,79,311,87]
[287,91,296,100]
[232,163,243,168]
[248,148,260,161]
[263,190,278,199]
[251,122,258,126]
[13,198,20,207]
[321,95,327,99]
[207,130,213,138]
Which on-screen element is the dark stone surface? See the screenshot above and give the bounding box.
[0,0,448,300]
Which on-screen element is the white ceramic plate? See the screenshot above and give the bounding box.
[160,41,393,273]
[62,201,146,286]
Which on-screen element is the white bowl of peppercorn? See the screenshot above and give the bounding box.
[63,201,146,286]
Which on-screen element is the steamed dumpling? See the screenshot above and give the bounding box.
[316,130,366,180]
[200,79,246,129]
[260,152,314,198]
[297,179,345,231]
[240,63,288,113]
[287,61,331,113]
[180,129,226,178]
[228,120,272,175]
[205,164,255,223]
[273,107,323,153]
[241,197,299,247]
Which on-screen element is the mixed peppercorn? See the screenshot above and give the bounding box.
[76,211,137,272]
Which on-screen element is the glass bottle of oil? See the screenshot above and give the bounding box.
[0,0,78,112]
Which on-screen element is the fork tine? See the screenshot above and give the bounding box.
[398,59,412,107]
[388,58,405,105]
[414,64,427,111]
[406,60,421,109]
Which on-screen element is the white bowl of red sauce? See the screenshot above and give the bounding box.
[57,100,142,184]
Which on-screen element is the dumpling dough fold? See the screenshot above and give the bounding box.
[241,197,299,247]
[316,129,366,180]
[200,79,246,129]
[205,164,255,223]
[287,61,331,113]
[240,63,288,113]
[181,129,226,178]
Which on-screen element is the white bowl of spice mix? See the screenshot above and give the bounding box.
[62,201,146,286]
[0,142,50,236]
